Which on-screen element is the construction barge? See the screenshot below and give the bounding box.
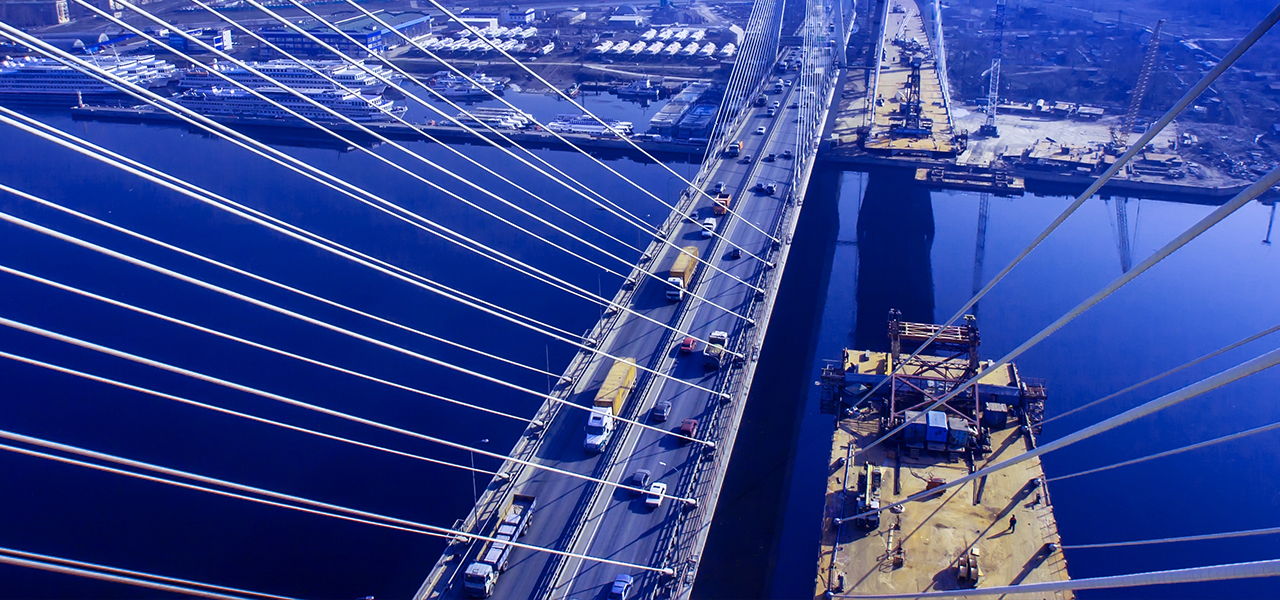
[814,313,1072,599]
[914,166,1025,197]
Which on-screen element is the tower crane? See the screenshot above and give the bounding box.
[978,0,1006,137]
[1110,19,1166,150]
[971,193,991,316]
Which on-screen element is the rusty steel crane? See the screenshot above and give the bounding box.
[1110,19,1166,149]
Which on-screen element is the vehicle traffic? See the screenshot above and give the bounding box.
[701,217,716,238]
[645,482,668,508]
[463,494,537,597]
[666,246,699,301]
[585,359,637,452]
[703,330,729,369]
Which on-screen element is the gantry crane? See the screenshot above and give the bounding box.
[1110,19,1166,150]
[978,0,1006,137]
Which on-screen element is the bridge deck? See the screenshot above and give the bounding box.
[419,40,839,600]
[863,0,956,156]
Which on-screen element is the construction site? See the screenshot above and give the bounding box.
[814,314,1071,599]
[824,0,1273,201]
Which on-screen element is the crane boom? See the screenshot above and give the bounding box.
[1111,19,1166,149]
[979,0,1006,136]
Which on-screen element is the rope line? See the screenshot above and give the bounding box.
[0,211,717,443]
[1043,322,1280,425]
[1050,418,1280,483]
[0,551,277,600]
[194,1,752,322]
[1062,526,1280,550]
[0,350,502,474]
[0,432,676,576]
[0,314,708,487]
[0,264,532,427]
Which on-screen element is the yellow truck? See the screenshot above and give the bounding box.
[586,358,637,453]
[667,246,699,302]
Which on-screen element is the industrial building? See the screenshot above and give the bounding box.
[459,7,535,26]
[0,0,69,26]
[259,11,432,58]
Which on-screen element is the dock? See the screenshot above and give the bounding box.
[813,315,1071,599]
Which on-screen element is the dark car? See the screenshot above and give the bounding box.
[782,149,793,159]
[741,154,752,164]
[608,574,634,600]
[680,418,699,439]
[628,469,652,492]
[651,400,672,422]
[680,336,698,354]
[764,153,776,162]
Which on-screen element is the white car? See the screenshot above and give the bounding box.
[701,217,716,238]
[754,126,766,134]
[645,482,667,508]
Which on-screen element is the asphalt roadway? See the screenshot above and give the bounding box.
[433,74,805,600]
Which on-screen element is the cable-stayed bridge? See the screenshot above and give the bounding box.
[4,0,1280,598]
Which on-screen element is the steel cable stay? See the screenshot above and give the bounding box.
[0,25,582,342]
[852,162,1280,462]
[0,316,709,493]
[81,0,635,283]
[0,137,743,400]
[845,345,1280,523]
[0,552,281,600]
[0,350,508,474]
[1043,322,1280,425]
[385,0,782,245]
[0,98,747,364]
[296,0,780,278]
[699,0,771,168]
[1,31,757,349]
[0,433,678,576]
[0,547,297,600]
[192,1,647,260]
[0,266,539,430]
[1050,418,1280,483]
[183,1,757,318]
[0,211,734,429]
[235,0,648,237]
[1062,526,1280,550]
[848,2,1280,411]
[830,558,1280,598]
[0,348,518,473]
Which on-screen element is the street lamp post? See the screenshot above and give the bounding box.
[471,438,489,505]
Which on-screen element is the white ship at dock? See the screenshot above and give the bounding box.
[0,54,175,100]
[177,59,400,94]
[174,86,405,122]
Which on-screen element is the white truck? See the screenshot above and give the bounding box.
[584,407,615,453]
[463,493,537,597]
[703,330,729,370]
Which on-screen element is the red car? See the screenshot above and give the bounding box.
[680,337,698,354]
[680,418,699,439]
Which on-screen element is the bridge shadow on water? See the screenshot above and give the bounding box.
[692,166,937,599]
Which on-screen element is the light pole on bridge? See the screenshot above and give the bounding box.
[471,438,489,505]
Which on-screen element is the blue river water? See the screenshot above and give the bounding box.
[1,89,1278,599]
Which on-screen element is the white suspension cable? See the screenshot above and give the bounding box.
[854,161,1280,461]
[1,106,555,376]
[850,2,1280,410]
[0,211,728,434]
[0,433,676,575]
[0,121,742,399]
[1044,322,1280,425]
[298,0,777,284]
[0,264,534,428]
[0,28,584,343]
[831,558,1280,598]
[849,344,1280,522]
[1063,527,1280,550]
[0,551,280,600]
[0,316,706,496]
[97,1,640,290]
[3,39,744,363]
[0,547,294,600]
[233,2,767,311]
[349,0,782,249]
[1050,418,1280,483]
[107,7,754,332]
[0,350,502,475]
